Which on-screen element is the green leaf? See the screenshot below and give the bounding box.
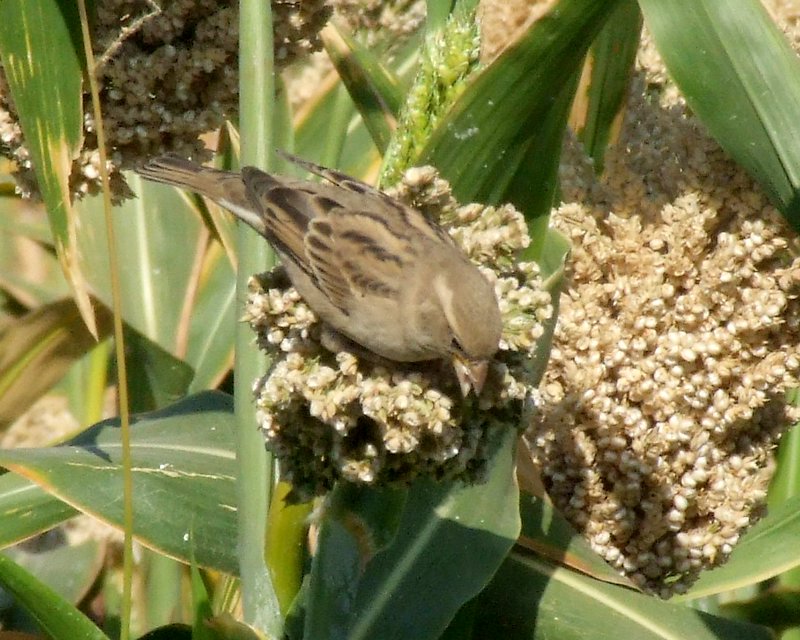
[0,392,240,575]
[573,0,642,172]
[720,589,800,633]
[472,551,771,639]
[518,492,635,589]
[0,473,77,549]
[237,1,283,629]
[265,483,314,616]
[323,24,402,153]
[0,210,55,249]
[0,551,109,640]
[6,538,103,605]
[0,297,113,431]
[77,175,204,354]
[145,552,185,631]
[295,82,363,170]
[303,426,520,640]
[426,0,458,32]
[123,329,195,412]
[0,208,62,310]
[504,71,579,256]
[60,335,112,432]
[422,0,621,208]
[0,0,98,336]
[80,174,236,392]
[527,228,569,384]
[639,0,800,230]
[769,404,800,509]
[538,228,571,282]
[768,404,800,589]
[294,33,422,177]
[185,244,236,393]
[190,557,215,640]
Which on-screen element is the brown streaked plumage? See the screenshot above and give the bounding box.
[136,153,502,394]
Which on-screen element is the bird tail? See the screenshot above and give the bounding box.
[136,156,267,235]
[136,156,232,199]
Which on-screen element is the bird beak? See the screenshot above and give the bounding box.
[452,356,489,397]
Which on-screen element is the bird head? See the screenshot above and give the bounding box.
[433,259,503,396]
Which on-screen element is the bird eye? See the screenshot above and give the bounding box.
[451,337,463,353]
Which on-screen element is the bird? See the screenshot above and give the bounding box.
[136,153,502,395]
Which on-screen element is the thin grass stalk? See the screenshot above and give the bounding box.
[76,2,134,638]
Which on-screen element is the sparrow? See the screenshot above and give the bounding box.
[136,153,502,395]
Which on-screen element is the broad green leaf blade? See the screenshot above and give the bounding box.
[0,0,97,336]
[294,33,421,177]
[294,72,349,166]
[145,553,184,631]
[473,552,770,639]
[0,473,78,549]
[768,403,800,589]
[60,334,111,432]
[720,590,800,633]
[517,491,634,589]
[296,82,360,170]
[265,482,314,616]
[117,174,236,393]
[123,329,195,412]
[185,243,236,393]
[0,258,65,312]
[322,25,402,153]
[0,391,240,575]
[78,173,205,356]
[639,0,800,230]
[0,297,112,431]
[350,451,520,640]
[769,404,800,509]
[526,228,569,386]
[538,227,571,281]
[572,0,641,173]
[422,0,621,207]
[190,558,215,640]
[304,486,407,639]
[426,0,456,32]
[0,552,108,640]
[7,538,103,605]
[682,494,800,599]
[304,426,520,640]
[502,71,579,251]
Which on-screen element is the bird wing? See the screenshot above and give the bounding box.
[241,170,321,286]
[278,151,381,198]
[318,207,412,303]
[241,167,395,313]
[279,152,455,247]
[244,158,452,315]
[301,213,354,312]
